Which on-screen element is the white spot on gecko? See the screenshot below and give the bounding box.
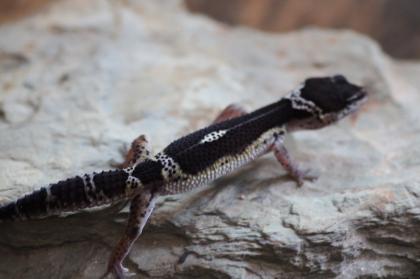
[200,130,227,144]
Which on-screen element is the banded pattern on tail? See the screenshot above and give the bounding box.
[0,169,130,221]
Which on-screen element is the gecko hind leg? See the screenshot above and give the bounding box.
[212,103,247,124]
[102,190,158,279]
[101,135,155,278]
[271,139,318,187]
[106,135,154,214]
[117,134,153,169]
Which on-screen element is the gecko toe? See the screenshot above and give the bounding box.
[292,168,319,187]
[113,263,135,279]
[100,263,135,279]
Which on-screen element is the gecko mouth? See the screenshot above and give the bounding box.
[340,89,368,118]
[347,88,368,103]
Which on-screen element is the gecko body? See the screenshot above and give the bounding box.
[0,75,367,279]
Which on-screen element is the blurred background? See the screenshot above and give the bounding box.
[186,0,420,60]
[1,0,419,59]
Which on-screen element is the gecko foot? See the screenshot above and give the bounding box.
[101,263,135,279]
[272,141,319,187]
[291,168,318,187]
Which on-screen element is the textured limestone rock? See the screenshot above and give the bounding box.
[0,0,420,278]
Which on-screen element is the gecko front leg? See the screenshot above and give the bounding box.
[213,104,317,187]
[271,139,318,187]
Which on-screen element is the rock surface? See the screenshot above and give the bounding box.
[0,0,420,278]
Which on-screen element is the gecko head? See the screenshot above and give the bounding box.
[286,75,367,131]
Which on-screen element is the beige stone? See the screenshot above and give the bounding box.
[0,0,419,278]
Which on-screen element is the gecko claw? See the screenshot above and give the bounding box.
[101,263,135,279]
[292,168,318,187]
[115,264,136,279]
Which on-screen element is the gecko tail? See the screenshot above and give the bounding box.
[0,169,130,222]
[0,202,18,222]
